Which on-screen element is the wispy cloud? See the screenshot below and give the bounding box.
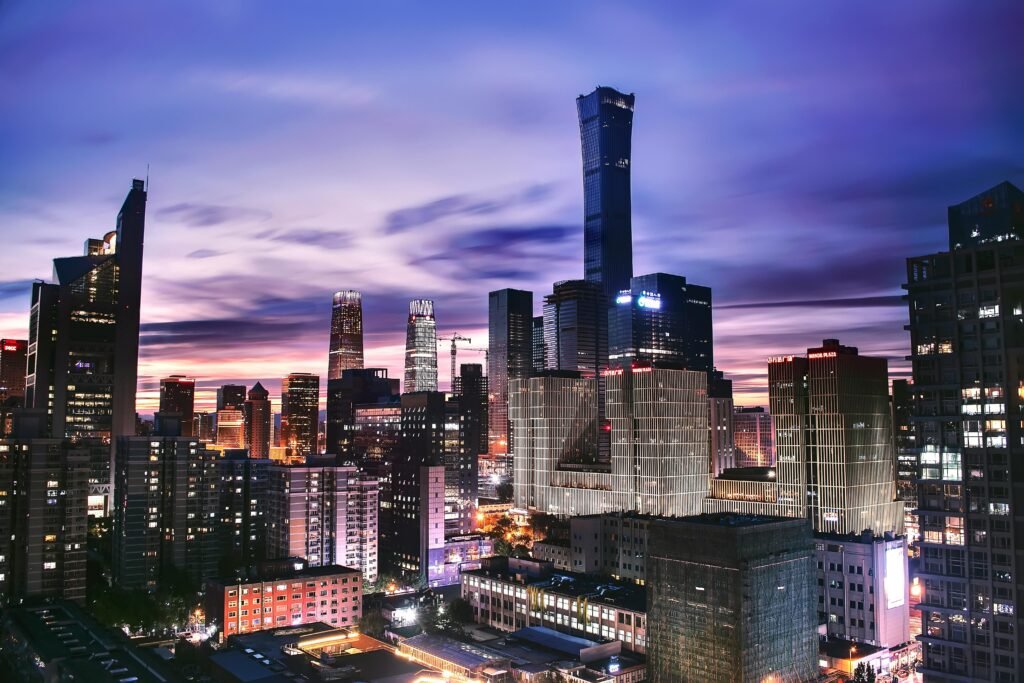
[192,69,376,108]
[157,202,272,228]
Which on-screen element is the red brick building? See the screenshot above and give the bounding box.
[206,560,362,641]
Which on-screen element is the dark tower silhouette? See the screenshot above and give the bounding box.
[577,86,634,302]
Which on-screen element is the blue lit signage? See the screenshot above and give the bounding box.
[636,295,661,310]
[615,294,633,305]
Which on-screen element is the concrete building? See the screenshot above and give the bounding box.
[646,513,818,682]
[461,556,647,654]
[816,531,911,649]
[513,365,709,518]
[113,418,221,589]
[0,433,89,605]
[205,559,362,640]
[266,462,378,581]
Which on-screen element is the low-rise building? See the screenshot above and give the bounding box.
[815,531,910,648]
[461,556,647,653]
[205,559,362,640]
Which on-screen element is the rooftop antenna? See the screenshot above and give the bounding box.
[145,163,150,192]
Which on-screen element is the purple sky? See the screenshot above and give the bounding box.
[1,1,1022,412]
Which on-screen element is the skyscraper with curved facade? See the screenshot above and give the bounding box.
[404,299,437,392]
[577,86,634,302]
[328,290,364,380]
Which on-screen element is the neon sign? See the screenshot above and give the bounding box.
[808,351,837,359]
[636,295,661,310]
[767,356,793,364]
[615,294,633,305]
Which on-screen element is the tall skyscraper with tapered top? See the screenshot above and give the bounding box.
[404,299,437,392]
[328,290,364,380]
[577,86,634,302]
[244,382,271,458]
[25,179,146,515]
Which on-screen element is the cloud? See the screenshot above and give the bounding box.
[156,202,272,227]
[268,228,352,249]
[0,280,33,301]
[719,295,904,310]
[192,70,376,108]
[384,184,555,235]
[186,249,223,259]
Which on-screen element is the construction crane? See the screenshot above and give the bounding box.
[437,333,471,389]
[464,348,489,369]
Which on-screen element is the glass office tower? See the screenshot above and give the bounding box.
[487,288,533,458]
[328,290,364,380]
[404,299,437,392]
[577,86,635,302]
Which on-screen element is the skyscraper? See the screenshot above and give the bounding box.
[0,339,27,437]
[243,381,272,458]
[324,368,399,459]
[608,272,713,372]
[732,406,774,467]
[328,290,364,380]
[159,375,195,437]
[404,299,437,393]
[280,373,319,458]
[24,179,146,512]
[216,407,246,448]
[531,315,545,375]
[217,384,247,411]
[647,514,818,682]
[704,340,904,536]
[512,366,709,517]
[708,369,735,474]
[890,379,918,548]
[543,280,607,377]
[905,181,1024,680]
[577,86,634,302]
[487,289,533,458]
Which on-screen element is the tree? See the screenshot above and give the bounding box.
[495,482,513,502]
[447,597,474,625]
[853,662,876,683]
[358,609,388,638]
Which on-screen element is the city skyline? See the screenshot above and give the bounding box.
[2,3,1023,415]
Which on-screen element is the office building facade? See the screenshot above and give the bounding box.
[577,86,634,302]
[217,384,247,411]
[216,407,246,448]
[647,514,818,682]
[159,375,195,437]
[904,181,1024,680]
[328,290,364,380]
[513,366,709,518]
[487,288,533,459]
[325,368,399,459]
[266,463,378,581]
[281,373,319,458]
[404,299,437,393]
[25,179,146,512]
[0,339,27,437]
[608,272,713,372]
[732,406,774,467]
[708,369,735,474]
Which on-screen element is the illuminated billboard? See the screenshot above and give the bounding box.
[884,546,905,608]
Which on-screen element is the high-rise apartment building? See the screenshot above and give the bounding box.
[732,406,774,467]
[217,384,247,411]
[705,340,904,535]
[647,514,818,682]
[904,180,1024,680]
[325,368,399,459]
[159,375,195,437]
[266,462,378,581]
[608,273,713,372]
[328,290,364,380]
[216,451,270,570]
[280,373,319,458]
[708,369,735,474]
[113,416,221,589]
[512,366,709,517]
[243,381,272,458]
[487,289,533,459]
[0,431,89,605]
[25,179,146,512]
[577,86,634,302]
[450,364,485,535]
[404,299,437,393]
